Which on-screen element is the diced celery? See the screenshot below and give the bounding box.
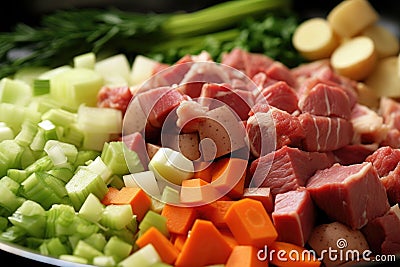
[100,204,133,230]
[126,215,138,233]
[21,172,64,210]
[25,155,54,175]
[74,53,96,69]
[0,140,24,169]
[45,143,68,168]
[45,140,78,164]
[101,142,144,176]
[0,217,8,231]
[60,123,84,148]
[50,68,103,110]
[95,54,132,86]
[30,128,46,151]
[104,227,135,245]
[41,108,77,127]
[33,79,50,96]
[14,120,38,147]
[8,200,46,238]
[0,122,14,141]
[82,131,111,151]
[118,244,161,267]
[0,176,20,194]
[93,255,116,267]
[0,183,24,215]
[39,237,69,257]
[38,120,61,141]
[138,210,169,238]
[74,150,101,168]
[73,240,104,261]
[84,156,112,184]
[7,169,28,183]
[46,204,75,238]
[47,168,74,183]
[0,103,41,133]
[66,167,108,211]
[20,147,36,169]
[68,235,81,251]
[32,95,62,114]
[59,254,88,265]
[109,174,125,190]
[161,186,180,205]
[149,263,173,267]
[13,66,50,87]
[77,105,122,134]
[39,65,72,80]
[84,233,107,252]
[73,216,100,239]
[0,78,32,106]
[103,236,132,262]
[78,193,104,223]
[0,225,27,242]
[151,198,165,214]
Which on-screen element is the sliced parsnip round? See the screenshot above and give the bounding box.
[293,18,339,61]
[327,0,379,38]
[364,56,400,97]
[331,36,377,81]
[308,222,369,267]
[362,24,400,58]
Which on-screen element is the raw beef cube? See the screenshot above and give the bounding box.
[332,144,377,165]
[299,113,353,152]
[361,205,400,255]
[249,146,334,196]
[265,62,297,88]
[381,163,400,205]
[256,81,299,114]
[365,146,400,177]
[299,83,351,120]
[246,106,305,157]
[272,188,316,246]
[306,162,390,229]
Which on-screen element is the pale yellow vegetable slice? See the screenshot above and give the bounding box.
[364,56,400,97]
[331,36,377,81]
[362,24,400,58]
[292,18,339,60]
[327,0,379,38]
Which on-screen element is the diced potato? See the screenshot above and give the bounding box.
[362,24,400,58]
[331,36,377,81]
[364,56,400,97]
[130,55,159,85]
[308,221,369,267]
[293,18,339,61]
[355,82,380,109]
[327,0,379,38]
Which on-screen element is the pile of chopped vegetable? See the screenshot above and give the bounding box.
[0,0,400,267]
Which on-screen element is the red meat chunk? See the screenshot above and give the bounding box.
[299,113,353,152]
[299,83,351,120]
[272,188,316,246]
[249,146,334,196]
[97,86,133,115]
[361,207,400,255]
[306,162,390,229]
[256,81,299,114]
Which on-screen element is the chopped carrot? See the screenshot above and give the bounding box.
[224,198,277,248]
[161,204,197,235]
[226,245,267,267]
[197,200,234,228]
[269,241,321,267]
[175,219,232,267]
[173,234,187,251]
[110,186,151,221]
[180,178,218,205]
[243,187,274,213]
[211,158,247,199]
[220,229,239,249]
[136,226,180,265]
[193,161,214,183]
[101,187,120,205]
